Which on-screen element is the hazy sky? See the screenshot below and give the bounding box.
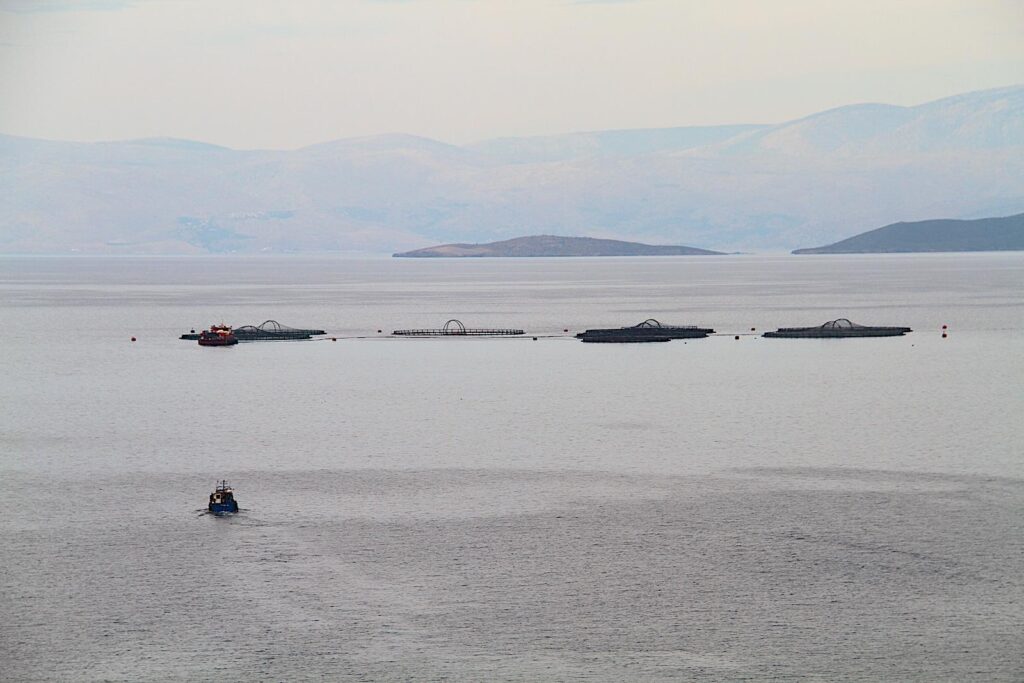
[0,0,1021,149]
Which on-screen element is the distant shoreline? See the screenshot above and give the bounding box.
[4,250,1024,259]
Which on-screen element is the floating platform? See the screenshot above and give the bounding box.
[579,334,672,343]
[181,320,326,341]
[392,319,524,337]
[763,319,912,338]
[576,318,714,343]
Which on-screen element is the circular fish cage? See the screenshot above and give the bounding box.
[763,318,912,338]
[392,319,525,337]
[232,320,327,340]
[576,318,714,342]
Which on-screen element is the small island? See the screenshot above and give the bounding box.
[393,235,724,258]
[793,213,1024,254]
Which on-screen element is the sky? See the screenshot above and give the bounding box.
[0,0,1022,149]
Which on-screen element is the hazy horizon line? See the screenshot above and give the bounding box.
[2,81,1019,152]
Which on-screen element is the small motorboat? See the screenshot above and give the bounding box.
[208,480,239,514]
[198,324,238,346]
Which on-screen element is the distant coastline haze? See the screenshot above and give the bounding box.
[2,85,1022,254]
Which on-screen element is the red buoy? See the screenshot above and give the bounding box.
[331,337,337,342]
[377,329,382,333]
[734,335,740,340]
[131,336,136,342]
[942,324,948,330]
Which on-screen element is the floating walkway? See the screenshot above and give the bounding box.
[180,320,326,341]
[577,319,715,343]
[763,319,912,338]
[392,319,525,337]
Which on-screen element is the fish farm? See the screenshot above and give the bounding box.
[762,319,913,338]
[180,320,326,341]
[392,319,525,337]
[577,319,715,343]
[175,316,918,343]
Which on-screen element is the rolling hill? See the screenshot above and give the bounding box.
[393,235,724,257]
[793,213,1024,254]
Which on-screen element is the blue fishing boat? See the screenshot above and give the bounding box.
[208,480,239,514]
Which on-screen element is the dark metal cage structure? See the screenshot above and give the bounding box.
[392,319,525,337]
[232,320,326,340]
[577,318,715,342]
[763,318,912,338]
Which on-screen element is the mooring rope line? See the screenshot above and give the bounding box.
[312,333,771,341]
[313,334,577,341]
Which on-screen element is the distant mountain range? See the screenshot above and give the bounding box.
[793,213,1024,254]
[393,235,724,257]
[1,84,1022,254]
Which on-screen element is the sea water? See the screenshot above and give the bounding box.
[1,253,1022,681]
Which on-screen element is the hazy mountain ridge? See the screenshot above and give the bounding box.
[466,124,766,164]
[793,213,1024,254]
[702,85,1024,158]
[1,85,1022,254]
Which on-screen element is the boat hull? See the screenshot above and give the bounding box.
[209,501,239,514]
[198,325,239,346]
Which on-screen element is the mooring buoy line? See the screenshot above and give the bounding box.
[313,333,576,341]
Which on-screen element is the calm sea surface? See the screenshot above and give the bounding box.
[1,254,1022,681]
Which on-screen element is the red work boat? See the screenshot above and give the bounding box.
[197,324,238,346]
